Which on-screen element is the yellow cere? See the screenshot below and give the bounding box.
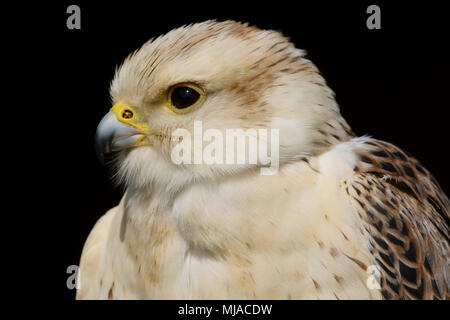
[111,101,150,134]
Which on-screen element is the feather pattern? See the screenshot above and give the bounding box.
[346,139,449,299]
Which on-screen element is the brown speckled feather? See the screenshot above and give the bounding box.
[345,139,449,299]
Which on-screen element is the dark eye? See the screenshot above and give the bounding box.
[170,86,201,109]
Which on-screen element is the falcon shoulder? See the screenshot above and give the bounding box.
[345,138,449,299]
[76,206,117,299]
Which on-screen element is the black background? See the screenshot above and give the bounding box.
[16,1,449,302]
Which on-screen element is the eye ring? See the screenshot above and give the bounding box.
[166,83,205,114]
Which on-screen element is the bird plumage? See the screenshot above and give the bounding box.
[347,139,449,299]
[77,20,449,299]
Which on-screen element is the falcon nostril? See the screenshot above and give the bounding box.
[122,109,134,119]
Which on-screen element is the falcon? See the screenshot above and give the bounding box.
[77,20,449,299]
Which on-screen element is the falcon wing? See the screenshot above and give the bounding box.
[345,139,449,299]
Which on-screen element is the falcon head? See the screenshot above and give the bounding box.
[95,20,351,191]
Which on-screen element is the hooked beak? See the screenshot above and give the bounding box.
[95,101,149,164]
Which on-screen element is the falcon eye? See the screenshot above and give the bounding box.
[166,83,205,114]
[170,86,201,110]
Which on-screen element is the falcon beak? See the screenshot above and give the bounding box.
[95,101,150,164]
